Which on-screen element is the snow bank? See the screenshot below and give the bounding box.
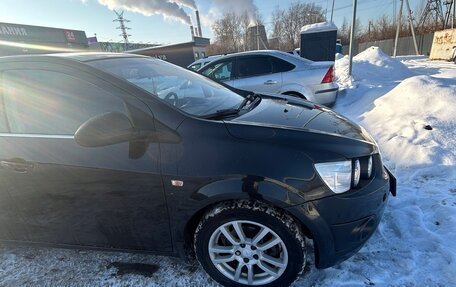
[330,55,456,287]
[362,75,456,168]
[300,22,337,34]
[336,47,413,85]
[335,53,344,60]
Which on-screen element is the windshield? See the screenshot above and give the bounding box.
[88,57,244,117]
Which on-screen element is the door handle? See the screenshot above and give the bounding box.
[264,80,278,85]
[0,158,34,173]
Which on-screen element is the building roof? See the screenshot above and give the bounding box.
[128,37,210,53]
[300,22,338,34]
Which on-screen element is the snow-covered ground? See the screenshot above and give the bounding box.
[307,47,456,287]
[1,48,455,287]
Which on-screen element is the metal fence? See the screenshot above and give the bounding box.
[343,33,435,56]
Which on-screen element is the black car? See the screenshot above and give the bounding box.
[0,53,396,287]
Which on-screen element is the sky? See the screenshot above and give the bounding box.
[0,0,426,45]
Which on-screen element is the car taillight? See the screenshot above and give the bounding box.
[321,65,334,83]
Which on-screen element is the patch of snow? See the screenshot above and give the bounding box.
[362,75,456,168]
[328,47,456,287]
[300,22,337,34]
[335,53,344,60]
[336,46,413,85]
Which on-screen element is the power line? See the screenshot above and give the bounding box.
[333,0,394,18]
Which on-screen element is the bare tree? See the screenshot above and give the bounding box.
[211,13,242,53]
[338,17,350,45]
[269,6,286,50]
[270,1,325,51]
[209,11,263,55]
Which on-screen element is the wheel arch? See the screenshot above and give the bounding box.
[280,83,315,102]
[282,91,306,99]
[182,197,317,261]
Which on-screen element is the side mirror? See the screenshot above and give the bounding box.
[75,112,135,147]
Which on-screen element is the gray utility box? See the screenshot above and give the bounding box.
[300,22,337,61]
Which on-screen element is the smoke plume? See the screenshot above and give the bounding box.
[97,0,193,25]
[172,0,197,10]
[207,0,258,20]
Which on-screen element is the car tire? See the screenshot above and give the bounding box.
[194,200,307,287]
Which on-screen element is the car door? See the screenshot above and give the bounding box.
[200,59,235,86]
[232,55,282,94]
[0,62,172,252]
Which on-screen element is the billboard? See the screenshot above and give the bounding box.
[430,28,456,60]
[0,22,89,56]
[0,22,88,45]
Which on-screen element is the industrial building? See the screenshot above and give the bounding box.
[129,36,210,67]
[129,10,210,67]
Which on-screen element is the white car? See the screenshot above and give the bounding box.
[187,55,222,71]
[198,50,338,106]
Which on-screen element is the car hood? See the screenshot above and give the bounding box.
[228,98,374,143]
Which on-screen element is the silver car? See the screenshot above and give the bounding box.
[187,55,222,71]
[198,50,338,106]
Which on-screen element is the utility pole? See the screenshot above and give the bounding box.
[330,0,336,22]
[113,10,131,51]
[348,0,357,76]
[405,0,420,55]
[393,0,404,57]
[393,0,419,56]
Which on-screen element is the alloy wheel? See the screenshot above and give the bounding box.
[208,220,288,286]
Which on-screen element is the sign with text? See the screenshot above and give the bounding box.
[0,22,87,45]
[430,28,456,60]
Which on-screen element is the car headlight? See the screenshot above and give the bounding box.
[314,161,352,194]
[367,156,373,178]
[360,155,373,179]
[353,159,361,187]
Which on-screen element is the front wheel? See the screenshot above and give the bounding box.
[194,201,307,287]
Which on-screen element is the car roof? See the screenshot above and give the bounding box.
[0,52,147,63]
[214,50,296,59]
[189,55,222,66]
[197,50,314,70]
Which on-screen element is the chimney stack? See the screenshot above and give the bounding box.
[190,25,195,39]
[195,10,202,37]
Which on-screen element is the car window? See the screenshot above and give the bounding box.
[189,63,201,71]
[271,56,295,73]
[237,56,273,78]
[1,69,125,135]
[89,58,243,118]
[201,61,233,82]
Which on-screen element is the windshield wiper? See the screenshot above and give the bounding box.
[237,93,260,110]
[201,108,240,119]
[201,93,261,120]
